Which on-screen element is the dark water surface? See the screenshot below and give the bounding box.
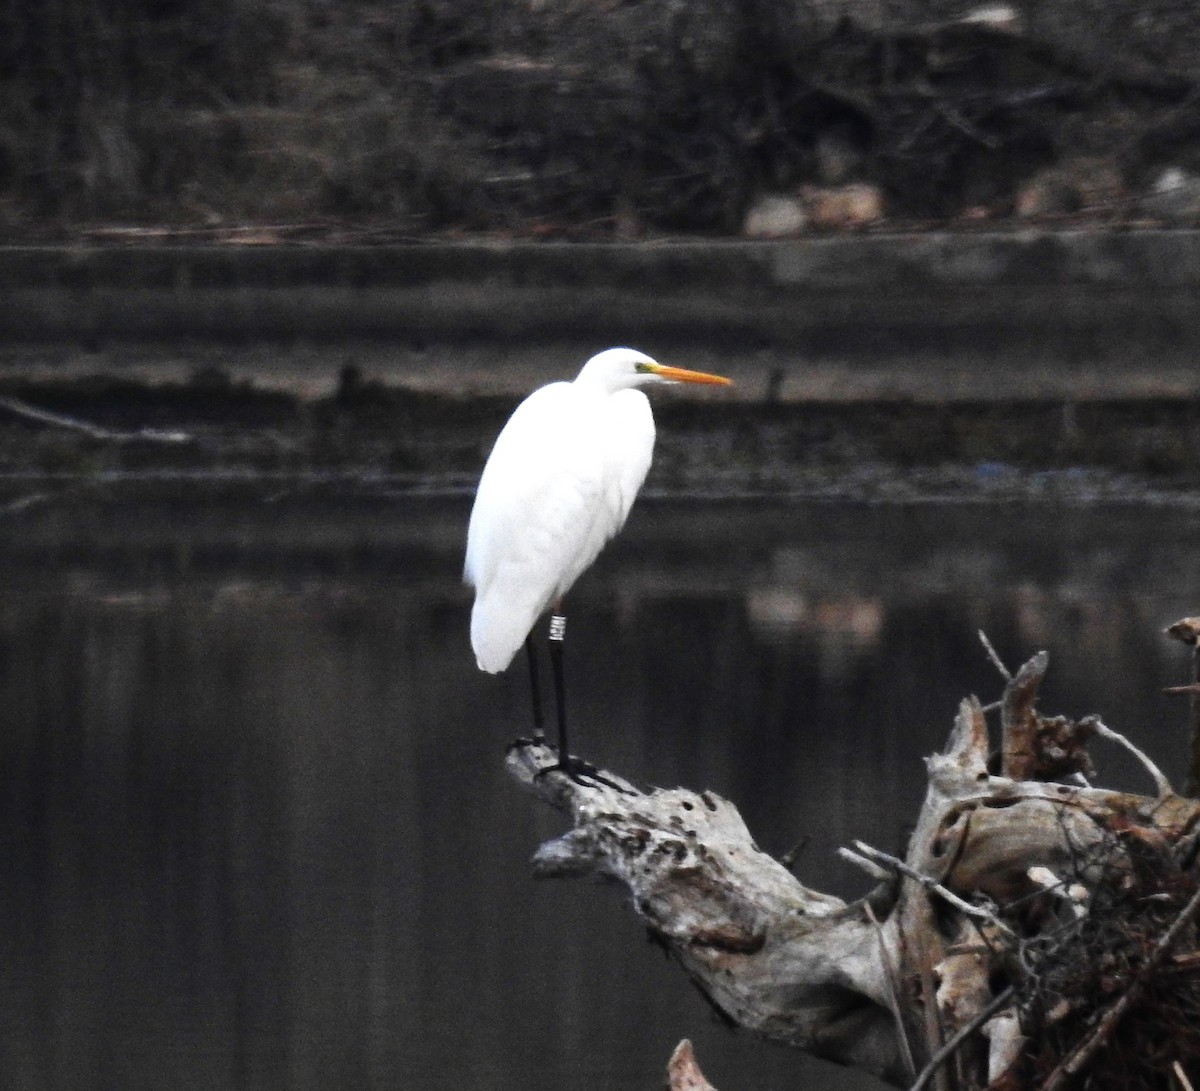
[2,495,1198,1091]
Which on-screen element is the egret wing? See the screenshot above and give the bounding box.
[597,387,656,531]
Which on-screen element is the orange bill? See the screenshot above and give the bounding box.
[647,364,733,386]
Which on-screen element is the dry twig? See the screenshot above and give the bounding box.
[509,627,1200,1090]
[1165,617,1200,798]
[908,986,1015,1091]
[1090,718,1173,798]
[843,841,1016,939]
[1001,651,1048,780]
[865,902,919,1081]
[1040,882,1200,1091]
[979,629,1012,681]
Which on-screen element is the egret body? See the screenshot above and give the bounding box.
[464,347,731,775]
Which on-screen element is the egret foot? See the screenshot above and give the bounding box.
[542,753,637,795]
[507,739,638,794]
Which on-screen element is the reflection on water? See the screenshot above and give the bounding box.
[1,497,1197,1091]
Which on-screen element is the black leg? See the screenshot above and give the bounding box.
[540,612,632,794]
[548,613,569,767]
[524,633,545,742]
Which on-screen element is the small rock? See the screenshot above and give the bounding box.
[1015,170,1077,218]
[1016,158,1124,218]
[801,183,885,229]
[1166,617,1200,647]
[1142,166,1200,224]
[742,193,807,238]
[958,4,1023,33]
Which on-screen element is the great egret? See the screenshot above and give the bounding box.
[464,347,732,780]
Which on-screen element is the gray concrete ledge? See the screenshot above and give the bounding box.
[2,231,1199,401]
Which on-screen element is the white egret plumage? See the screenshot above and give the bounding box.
[464,347,732,778]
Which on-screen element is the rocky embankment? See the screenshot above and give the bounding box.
[3,234,1200,507]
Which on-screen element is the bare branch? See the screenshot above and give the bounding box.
[908,987,1015,1091]
[0,491,58,517]
[1090,718,1173,798]
[847,841,1015,939]
[1040,882,1200,1091]
[1165,617,1200,798]
[506,740,909,1084]
[865,902,919,1081]
[978,629,1012,681]
[1001,651,1048,780]
[507,634,1200,1089]
[666,1040,717,1091]
[0,395,192,445]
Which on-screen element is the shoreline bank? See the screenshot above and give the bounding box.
[2,231,1199,402]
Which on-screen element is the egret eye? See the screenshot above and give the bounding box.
[635,361,655,374]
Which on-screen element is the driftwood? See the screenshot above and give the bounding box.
[507,626,1200,1090]
[666,1039,718,1091]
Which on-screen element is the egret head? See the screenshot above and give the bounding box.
[576,347,732,393]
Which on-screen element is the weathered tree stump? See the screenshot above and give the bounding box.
[507,633,1200,1089]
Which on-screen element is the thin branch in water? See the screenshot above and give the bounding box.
[935,100,1000,149]
[0,395,192,445]
[0,479,90,519]
[0,491,57,517]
